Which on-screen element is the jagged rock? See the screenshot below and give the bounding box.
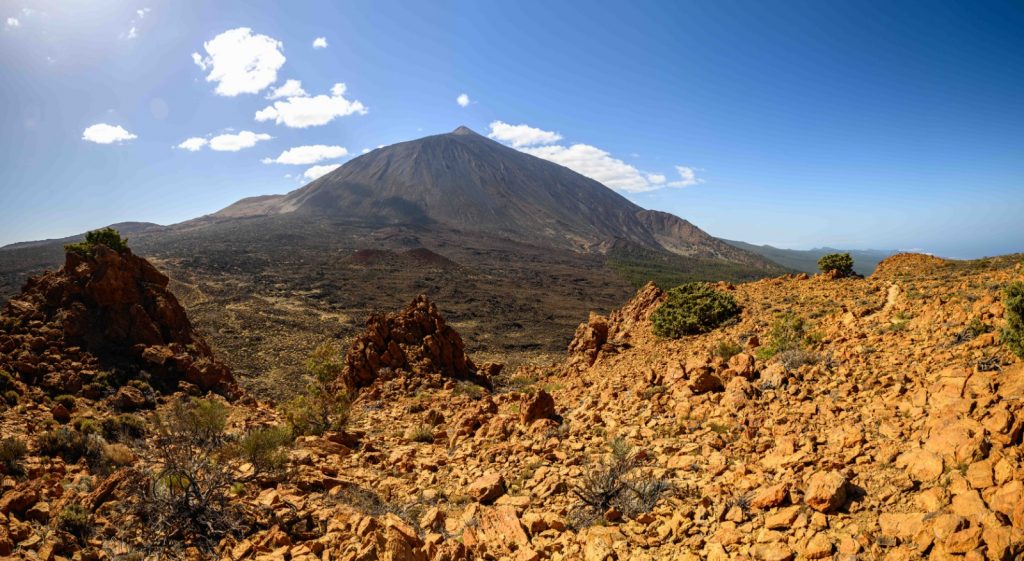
[342,295,490,391]
[0,245,238,398]
[804,470,847,513]
[520,389,556,424]
[567,282,665,370]
[467,472,506,504]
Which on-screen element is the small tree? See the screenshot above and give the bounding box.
[1003,281,1024,359]
[818,253,854,277]
[285,344,351,436]
[65,227,129,256]
[651,283,741,339]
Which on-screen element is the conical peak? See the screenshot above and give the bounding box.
[451,125,479,136]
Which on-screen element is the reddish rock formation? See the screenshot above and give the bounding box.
[566,281,666,369]
[0,244,238,398]
[342,294,490,391]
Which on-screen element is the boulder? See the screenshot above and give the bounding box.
[467,473,506,504]
[521,389,556,424]
[804,470,847,513]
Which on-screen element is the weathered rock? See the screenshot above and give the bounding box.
[467,472,506,504]
[804,470,847,513]
[520,389,556,424]
[342,295,489,391]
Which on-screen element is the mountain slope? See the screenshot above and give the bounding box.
[721,239,896,275]
[210,127,782,272]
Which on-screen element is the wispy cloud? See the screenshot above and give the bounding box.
[176,131,272,152]
[262,145,348,165]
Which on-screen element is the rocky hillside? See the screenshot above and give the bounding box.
[1,248,1023,561]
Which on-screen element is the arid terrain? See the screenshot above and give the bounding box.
[2,237,1023,561]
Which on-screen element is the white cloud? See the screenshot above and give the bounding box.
[262,144,348,165]
[521,144,654,192]
[312,37,328,49]
[208,130,272,151]
[646,173,666,185]
[487,121,562,148]
[126,26,137,39]
[136,8,151,19]
[192,28,285,96]
[255,82,367,128]
[177,137,208,151]
[303,163,341,181]
[6,17,19,27]
[361,148,371,154]
[668,166,704,187]
[265,79,307,99]
[82,123,137,144]
[456,93,470,107]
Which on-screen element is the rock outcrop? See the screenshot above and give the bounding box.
[567,281,665,369]
[0,244,238,397]
[342,294,490,391]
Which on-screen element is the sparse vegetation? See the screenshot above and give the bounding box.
[1002,281,1024,358]
[57,504,92,541]
[406,424,435,443]
[715,339,743,361]
[285,343,351,436]
[757,312,811,360]
[127,397,276,556]
[818,252,855,277]
[651,282,741,339]
[235,425,292,477]
[65,227,129,256]
[38,427,103,464]
[0,437,28,476]
[569,437,671,528]
[102,413,147,442]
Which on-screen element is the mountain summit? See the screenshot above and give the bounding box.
[214,127,776,269]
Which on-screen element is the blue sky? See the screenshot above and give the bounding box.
[1,1,1022,258]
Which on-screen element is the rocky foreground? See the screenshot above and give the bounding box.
[1,249,1024,561]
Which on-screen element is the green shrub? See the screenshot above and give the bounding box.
[57,504,92,540]
[4,390,18,405]
[0,370,16,392]
[55,394,77,410]
[235,425,291,477]
[102,414,147,442]
[0,437,28,476]
[1003,281,1024,359]
[157,399,228,444]
[753,311,815,364]
[37,428,103,464]
[715,340,743,361]
[285,344,350,436]
[406,425,435,444]
[817,253,854,277]
[651,283,741,339]
[65,227,129,256]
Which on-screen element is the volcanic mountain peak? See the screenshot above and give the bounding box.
[219,127,782,272]
[450,125,480,135]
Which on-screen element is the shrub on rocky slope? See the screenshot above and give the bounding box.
[651,282,740,338]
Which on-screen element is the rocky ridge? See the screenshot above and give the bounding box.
[1,252,1024,561]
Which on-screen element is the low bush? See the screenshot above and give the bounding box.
[406,425,435,444]
[714,339,743,361]
[757,312,816,364]
[818,252,855,277]
[57,504,92,540]
[235,425,291,477]
[0,437,28,476]
[65,227,129,256]
[38,427,103,464]
[651,283,741,339]
[569,437,671,528]
[102,443,136,467]
[285,344,350,436]
[102,414,147,442]
[1003,281,1024,359]
[54,394,77,410]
